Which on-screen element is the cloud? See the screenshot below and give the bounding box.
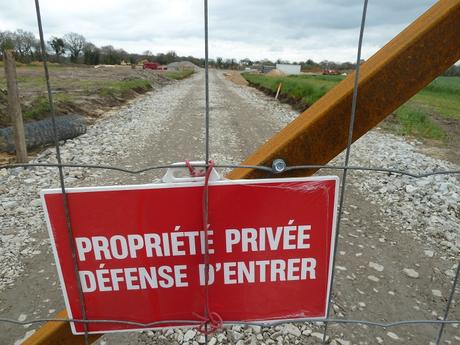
[0,0,436,62]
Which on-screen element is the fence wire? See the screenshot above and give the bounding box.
[0,0,458,344]
[34,0,91,344]
[0,316,459,329]
[1,162,459,178]
[322,0,368,343]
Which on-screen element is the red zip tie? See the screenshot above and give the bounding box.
[194,160,223,335]
[193,311,223,334]
[185,160,206,177]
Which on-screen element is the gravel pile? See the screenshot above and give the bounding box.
[345,130,459,256]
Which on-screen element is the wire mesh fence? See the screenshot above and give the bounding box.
[0,160,459,344]
[0,0,459,344]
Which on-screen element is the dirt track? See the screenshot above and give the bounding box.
[0,70,458,345]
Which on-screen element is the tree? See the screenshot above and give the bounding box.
[0,31,15,60]
[116,48,129,64]
[240,58,253,67]
[32,39,43,61]
[0,31,14,49]
[129,54,137,65]
[49,37,65,62]
[100,45,122,65]
[216,57,223,69]
[13,29,37,63]
[63,32,86,63]
[223,58,236,69]
[337,61,355,71]
[83,42,100,65]
[143,50,153,58]
[301,59,319,71]
[319,60,336,70]
[165,50,177,64]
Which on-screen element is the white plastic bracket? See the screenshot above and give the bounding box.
[161,161,221,183]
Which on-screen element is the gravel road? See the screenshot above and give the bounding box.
[0,70,458,345]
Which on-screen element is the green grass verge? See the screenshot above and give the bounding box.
[411,77,460,120]
[23,93,73,120]
[22,78,151,120]
[243,73,459,141]
[392,105,446,140]
[23,95,51,119]
[164,68,194,80]
[99,78,152,97]
[243,73,343,105]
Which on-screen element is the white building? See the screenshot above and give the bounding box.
[276,63,301,75]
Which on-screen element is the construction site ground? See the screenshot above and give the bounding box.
[0,70,458,345]
[0,64,172,129]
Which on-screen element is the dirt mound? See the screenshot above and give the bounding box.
[267,69,286,77]
[167,61,199,71]
[224,71,248,86]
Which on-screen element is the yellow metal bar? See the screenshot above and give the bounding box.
[25,0,460,343]
[227,0,460,179]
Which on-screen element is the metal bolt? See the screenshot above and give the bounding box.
[272,159,287,173]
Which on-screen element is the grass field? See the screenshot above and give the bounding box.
[413,77,460,120]
[243,73,460,142]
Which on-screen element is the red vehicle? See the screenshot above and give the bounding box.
[143,62,160,70]
[322,69,340,75]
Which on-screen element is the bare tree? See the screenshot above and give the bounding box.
[49,36,65,62]
[63,32,86,63]
[83,42,100,65]
[13,29,37,63]
[240,58,253,67]
[0,30,15,60]
[143,50,153,58]
[100,45,119,64]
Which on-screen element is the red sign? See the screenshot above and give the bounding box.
[42,177,338,334]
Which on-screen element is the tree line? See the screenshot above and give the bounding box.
[0,29,362,71]
[1,29,458,75]
[0,29,205,66]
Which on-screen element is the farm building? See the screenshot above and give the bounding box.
[276,63,301,75]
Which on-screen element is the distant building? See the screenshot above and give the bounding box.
[260,65,276,73]
[276,63,301,75]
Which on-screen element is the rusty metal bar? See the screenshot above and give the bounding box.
[22,0,460,343]
[227,0,460,179]
[22,311,100,345]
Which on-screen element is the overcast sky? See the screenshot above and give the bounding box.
[0,0,437,62]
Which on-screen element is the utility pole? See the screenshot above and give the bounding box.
[3,49,28,162]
